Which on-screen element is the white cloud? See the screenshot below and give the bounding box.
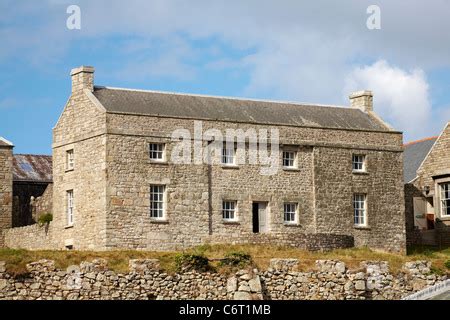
[345,60,432,140]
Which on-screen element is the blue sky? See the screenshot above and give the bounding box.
[1,0,449,154]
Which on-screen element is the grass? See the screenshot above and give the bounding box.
[0,245,448,277]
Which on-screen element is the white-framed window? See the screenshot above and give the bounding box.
[282,150,297,168]
[66,149,74,170]
[150,185,165,219]
[149,143,165,161]
[352,154,366,172]
[67,190,74,226]
[284,203,298,223]
[222,201,237,221]
[221,143,235,165]
[353,194,367,226]
[440,182,450,217]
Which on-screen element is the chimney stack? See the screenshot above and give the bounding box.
[70,66,95,94]
[349,90,373,113]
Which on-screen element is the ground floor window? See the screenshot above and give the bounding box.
[222,201,237,221]
[283,203,297,223]
[353,194,367,226]
[150,185,165,219]
[440,182,450,216]
[67,190,74,225]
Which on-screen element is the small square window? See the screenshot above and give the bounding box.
[222,201,237,221]
[283,151,297,168]
[352,155,366,172]
[284,203,298,223]
[66,149,74,170]
[149,143,165,161]
[222,143,235,165]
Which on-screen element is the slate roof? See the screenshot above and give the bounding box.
[93,86,390,131]
[13,154,52,183]
[403,137,438,183]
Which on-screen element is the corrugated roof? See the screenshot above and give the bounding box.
[93,86,390,131]
[13,154,52,183]
[403,137,438,183]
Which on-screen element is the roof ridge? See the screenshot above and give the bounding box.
[404,136,438,147]
[14,154,52,157]
[94,85,351,110]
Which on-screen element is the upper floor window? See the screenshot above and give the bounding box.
[221,143,235,165]
[284,203,298,223]
[67,190,74,226]
[282,150,297,168]
[149,143,165,161]
[150,185,165,219]
[440,182,450,217]
[222,201,237,221]
[353,194,367,226]
[352,154,366,172]
[66,149,74,170]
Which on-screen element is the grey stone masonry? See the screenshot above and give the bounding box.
[0,259,446,300]
[0,139,13,247]
[4,66,406,253]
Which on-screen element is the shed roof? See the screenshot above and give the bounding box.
[403,137,438,183]
[93,86,390,131]
[13,154,52,183]
[0,137,13,147]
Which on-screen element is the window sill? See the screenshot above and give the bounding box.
[148,160,169,165]
[64,225,74,229]
[65,169,74,173]
[282,167,300,172]
[438,216,450,221]
[284,222,300,227]
[354,225,371,230]
[223,220,240,225]
[352,171,369,175]
[150,219,169,224]
[220,164,239,169]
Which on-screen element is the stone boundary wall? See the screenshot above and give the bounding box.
[31,183,53,223]
[4,224,56,250]
[0,259,446,300]
[4,223,353,251]
[211,233,355,251]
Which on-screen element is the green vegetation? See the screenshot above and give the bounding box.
[0,245,448,277]
[37,213,53,226]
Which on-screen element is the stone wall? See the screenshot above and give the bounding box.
[0,146,13,247]
[0,258,446,300]
[4,223,56,250]
[31,183,53,222]
[415,122,450,225]
[101,111,404,252]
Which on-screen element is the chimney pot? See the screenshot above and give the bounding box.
[349,90,373,112]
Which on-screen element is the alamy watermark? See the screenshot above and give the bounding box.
[367,5,381,30]
[66,5,81,30]
[170,121,280,176]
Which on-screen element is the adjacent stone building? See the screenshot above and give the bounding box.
[3,66,407,252]
[0,137,13,247]
[404,123,450,246]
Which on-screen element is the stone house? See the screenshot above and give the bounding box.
[404,123,450,246]
[2,66,406,252]
[0,137,13,247]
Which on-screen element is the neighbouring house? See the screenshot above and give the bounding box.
[404,123,450,247]
[12,154,52,227]
[1,66,407,252]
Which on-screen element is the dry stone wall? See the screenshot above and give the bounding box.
[0,258,446,300]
